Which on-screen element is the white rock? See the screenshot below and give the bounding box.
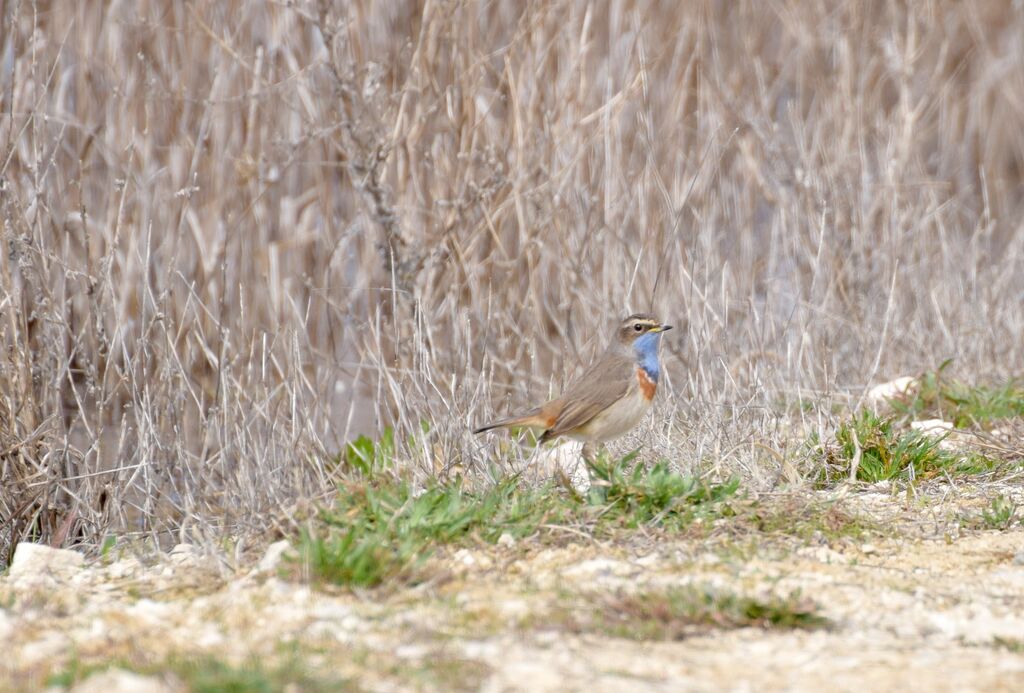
[257,540,292,573]
[533,630,563,646]
[497,532,516,548]
[697,552,722,565]
[453,548,477,567]
[496,598,531,622]
[988,568,1024,590]
[304,610,366,642]
[561,558,637,580]
[634,552,662,567]
[19,631,71,668]
[85,617,107,640]
[194,626,226,649]
[308,601,356,624]
[71,669,178,693]
[0,611,14,641]
[125,599,175,626]
[461,639,502,659]
[395,643,431,658]
[867,377,918,405]
[910,419,954,435]
[453,549,492,569]
[169,544,199,566]
[106,558,141,579]
[8,542,84,580]
[926,604,1024,644]
[535,441,589,491]
[910,419,970,450]
[797,545,848,564]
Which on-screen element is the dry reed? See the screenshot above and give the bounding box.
[1,0,1022,561]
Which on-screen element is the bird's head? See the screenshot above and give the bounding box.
[615,313,673,347]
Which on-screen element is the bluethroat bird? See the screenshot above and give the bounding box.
[474,314,672,447]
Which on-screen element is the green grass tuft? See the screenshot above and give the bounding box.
[586,450,740,529]
[991,637,1024,653]
[299,444,739,587]
[47,652,353,692]
[300,477,568,587]
[980,495,1019,530]
[567,586,827,640]
[839,410,957,482]
[743,498,877,541]
[341,427,396,476]
[893,365,1024,429]
[817,409,1001,485]
[958,495,1020,531]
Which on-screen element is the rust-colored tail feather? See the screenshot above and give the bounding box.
[472,411,554,435]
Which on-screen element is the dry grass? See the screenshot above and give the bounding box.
[2,0,1023,561]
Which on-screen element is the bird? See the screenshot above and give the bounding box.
[473,313,672,452]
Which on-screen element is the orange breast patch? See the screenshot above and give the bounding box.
[636,367,657,400]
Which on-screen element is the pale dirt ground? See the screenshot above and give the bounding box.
[2,485,1024,692]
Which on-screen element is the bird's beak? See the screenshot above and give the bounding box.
[653,324,673,333]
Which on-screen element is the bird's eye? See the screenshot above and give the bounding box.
[633,324,643,332]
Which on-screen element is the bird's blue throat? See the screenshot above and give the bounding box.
[633,332,663,382]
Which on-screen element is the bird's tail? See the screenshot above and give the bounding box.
[472,410,553,435]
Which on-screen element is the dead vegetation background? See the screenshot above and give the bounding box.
[1,0,1022,561]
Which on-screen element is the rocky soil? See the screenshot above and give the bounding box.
[3,484,1024,692]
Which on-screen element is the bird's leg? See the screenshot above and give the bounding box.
[579,442,612,496]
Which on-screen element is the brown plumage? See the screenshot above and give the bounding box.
[473,314,671,444]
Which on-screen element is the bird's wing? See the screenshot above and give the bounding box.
[544,351,635,438]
